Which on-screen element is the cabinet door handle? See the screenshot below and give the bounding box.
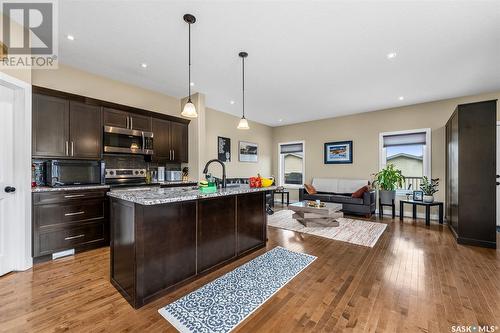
[64,234,85,241]
[172,150,175,160]
[130,117,133,129]
[64,194,85,198]
[71,141,74,156]
[126,116,129,129]
[64,211,85,216]
[65,141,69,156]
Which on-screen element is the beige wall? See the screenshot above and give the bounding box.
[204,108,273,179]
[273,91,500,204]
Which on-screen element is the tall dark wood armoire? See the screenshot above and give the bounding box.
[445,100,497,248]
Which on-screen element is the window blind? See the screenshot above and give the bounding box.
[280,143,303,154]
[383,132,426,147]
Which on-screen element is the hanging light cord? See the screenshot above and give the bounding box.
[188,22,191,102]
[242,56,245,118]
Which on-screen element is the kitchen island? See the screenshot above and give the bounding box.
[108,185,275,308]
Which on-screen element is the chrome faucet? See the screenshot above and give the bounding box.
[203,159,227,188]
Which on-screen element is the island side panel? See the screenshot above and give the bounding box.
[197,196,237,273]
[110,198,136,306]
[236,192,267,255]
[135,201,197,307]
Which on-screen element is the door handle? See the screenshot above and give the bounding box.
[130,117,133,129]
[172,150,175,160]
[64,234,85,241]
[65,141,69,156]
[64,194,85,198]
[71,141,74,156]
[169,150,172,160]
[126,116,129,129]
[4,186,16,193]
[64,211,85,216]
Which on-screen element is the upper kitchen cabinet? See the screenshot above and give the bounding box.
[32,94,70,158]
[32,93,102,159]
[103,108,151,132]
[69,102,101,159]
[170,121,188,163]
[152,118,188,163]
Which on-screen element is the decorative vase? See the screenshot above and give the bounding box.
[379,190,396,205]
[423,195,434,203]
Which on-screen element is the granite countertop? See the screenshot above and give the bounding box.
[107,185,276,205]
[32,184,111,193]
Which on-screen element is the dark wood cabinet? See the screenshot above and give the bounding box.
[170,121,188,163]
[70,102,101,159]
[103,108,151,132]
[110,190,269,308]
[445,100,497,248]
[152,118,189,163]
[237,192,266,254]
[197,197,237,272]
[32,94,102,159]
[32,189,109,261]
[32,94,69,157]
[151,118,171,161]
[103,107,128,128]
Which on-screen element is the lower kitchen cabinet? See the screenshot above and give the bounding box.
[32,189,109,261]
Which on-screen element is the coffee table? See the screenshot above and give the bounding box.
[289,201,343,227]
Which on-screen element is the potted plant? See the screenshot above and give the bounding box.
[372,164,405,205]
[420,176,439,203]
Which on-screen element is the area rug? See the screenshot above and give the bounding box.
[268,210,387,247]
[158,246,316,333]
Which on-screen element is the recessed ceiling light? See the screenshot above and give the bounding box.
[387,52,397,59]
[190,82,195,86]
[398,96,404,100]
[230,100,235,105]
[66,34,75,41]
[278,119,283,122]
[141,63,147,68]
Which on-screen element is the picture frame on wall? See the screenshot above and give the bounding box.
[413,190,424,201]
[324,140,353,164]
[217,136,231,162]
[239,141,258,163]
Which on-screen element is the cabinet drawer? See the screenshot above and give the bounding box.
[39,222,105,255]
[34,199,105,228]
[34,190,106,205]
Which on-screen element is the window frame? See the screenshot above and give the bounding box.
[378,128,431,194]
[278,140,305,189]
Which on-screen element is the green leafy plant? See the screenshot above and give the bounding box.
[420,176,439,195]
[372,164,405,191]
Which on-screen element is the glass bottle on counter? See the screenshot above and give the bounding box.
[145,166,152,184]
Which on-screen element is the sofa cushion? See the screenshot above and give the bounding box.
[330,194,364,205]
[312,178,369,194]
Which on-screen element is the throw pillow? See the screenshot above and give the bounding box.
[304,184,317,195]
[351,185,368,198]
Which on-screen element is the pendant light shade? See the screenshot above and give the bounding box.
[237,116,250,130]
[237,51,249,130]
[181,99,197,118]
[181,14,198,118]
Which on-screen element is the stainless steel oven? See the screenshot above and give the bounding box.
[46,160,105,187]
[103,126,154,155]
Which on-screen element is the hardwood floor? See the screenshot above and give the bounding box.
[1,215,499,332]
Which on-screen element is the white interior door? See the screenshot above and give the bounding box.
[0,73,32,276]
[0,85,17,275]
[497,123,500,227]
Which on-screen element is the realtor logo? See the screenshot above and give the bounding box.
[1,0,58,68]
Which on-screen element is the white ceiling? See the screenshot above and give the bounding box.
[58,1,500,126]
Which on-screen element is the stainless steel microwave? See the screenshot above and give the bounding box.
[46,160,105,187]
[103,126,154,155]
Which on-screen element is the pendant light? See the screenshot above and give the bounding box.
[181,14,198,118]
[237,51,250,130]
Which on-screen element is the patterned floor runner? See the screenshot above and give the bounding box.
[158,246,316,333]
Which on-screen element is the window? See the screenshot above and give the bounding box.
[279,141,305,188]
[379,129,431,193]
